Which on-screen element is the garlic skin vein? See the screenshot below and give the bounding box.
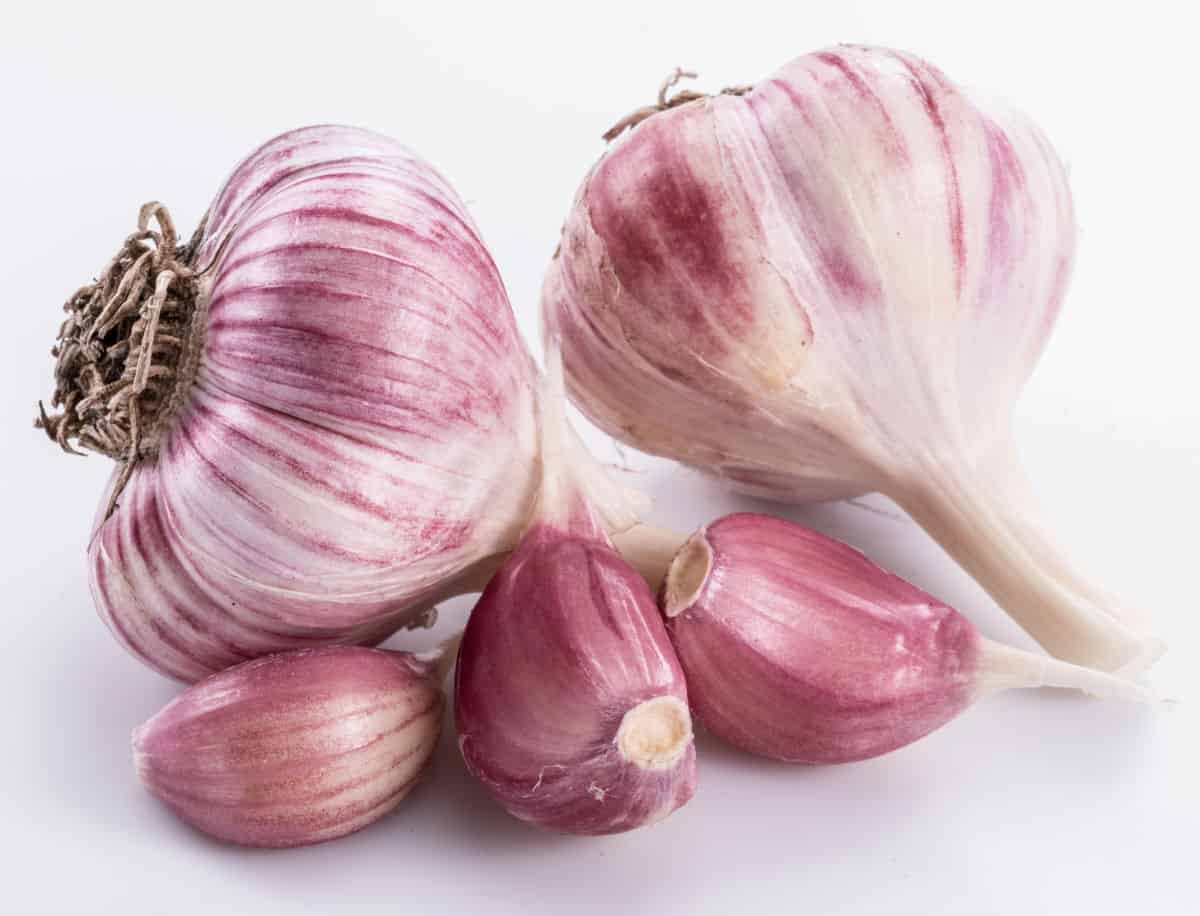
[543,45,1163,673]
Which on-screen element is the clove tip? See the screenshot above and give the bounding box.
[661,530,713,618]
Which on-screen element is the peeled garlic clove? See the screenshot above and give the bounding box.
[543,46,1164,673]
[454,350,695,834]
[661,514,1156,764]
[133,644,450,847]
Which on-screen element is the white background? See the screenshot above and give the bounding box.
[3,1,1197,913]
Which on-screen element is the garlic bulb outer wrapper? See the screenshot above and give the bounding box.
[543,45,1162,673]
[454,351,696,835]
[661,513,1156,764]
[133,644,450,847]
[83,125,540,681]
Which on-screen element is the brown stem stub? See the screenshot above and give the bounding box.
[602,68,753,142]
[36,202,205,517]
[657,67,699,106]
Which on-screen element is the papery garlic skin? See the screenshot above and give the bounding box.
[132,645,445,847]
[544,45,1161,672]
[661,514,1155,764]
[456,521,696,834]
[86,126,540,680]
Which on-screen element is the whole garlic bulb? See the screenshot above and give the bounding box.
[42,126,540,681]
[133,644,450,847]
[543,46,1162,673]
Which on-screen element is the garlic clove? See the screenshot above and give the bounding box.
[453,347,696,834]
[133,644,451,847]
[661,513,1155,765]
[456,527,697,833]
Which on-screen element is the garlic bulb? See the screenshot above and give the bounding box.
[661,513,1156,764]
[454,352,696,834]
[133,643,450,847]
[543,45,1163,673]
[40,126,541,680]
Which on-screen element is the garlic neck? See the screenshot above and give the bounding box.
[887,443,1163,674]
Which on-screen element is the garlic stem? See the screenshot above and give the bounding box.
[611,523,690,591]
[892,452,1164,674]
[975,638,1161,704]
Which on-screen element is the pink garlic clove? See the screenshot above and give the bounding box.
[661,513,1156,764]
[133,644,451,847]
[456,526,696,833]
[453,349,696,834]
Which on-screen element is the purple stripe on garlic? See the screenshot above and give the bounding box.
[132,644,451,847]
[660,513,1157,765]
[542,45,1162,673]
